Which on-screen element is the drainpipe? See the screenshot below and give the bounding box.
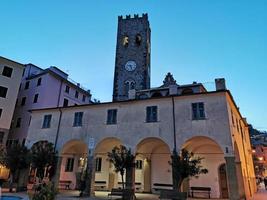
[171,96,177,152]
[57,80,63,107]
[54,108,62,152]
[54,79,63,152]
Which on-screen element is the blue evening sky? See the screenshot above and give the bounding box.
[0,1,266,130]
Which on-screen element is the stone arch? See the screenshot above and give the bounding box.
[181,136,225,198]
[94,137,123,191]
[59,139,88,190]
[135,137,172,193]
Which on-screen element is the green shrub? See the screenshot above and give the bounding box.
[32,182,57,200]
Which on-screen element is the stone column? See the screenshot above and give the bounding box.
[83,150,95,197]
[235,161,246,199]
[225,156,240,200]
[143,158,151,193]
[52,156,62,190]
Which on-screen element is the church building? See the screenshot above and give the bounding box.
[26,14,256,200]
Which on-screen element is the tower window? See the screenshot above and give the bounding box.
[82,95,86,102]
[0,108,2,118]
[135,34,142,46]
[125,80,135,95]
[2,66,13,78]
[122,36,129,47]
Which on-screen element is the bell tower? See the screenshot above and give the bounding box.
[113,14,151,101]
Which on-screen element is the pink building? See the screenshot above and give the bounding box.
[7,63,92,145]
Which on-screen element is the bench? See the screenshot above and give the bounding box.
[59,180,72,190]
[190,187,211,198]
[95,181,107,190]
[152,183,173,192]
[108,188,123,200]
[159,189,187,200]
[117,182,142,191]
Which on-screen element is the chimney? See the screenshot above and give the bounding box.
[215,78,226,91]
[128,89,136,100]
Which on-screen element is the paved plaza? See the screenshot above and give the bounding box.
[2,186,267,200]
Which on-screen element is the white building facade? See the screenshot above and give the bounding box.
[8,64,92,145]
[26,81,256,199]
[0,56,24,145]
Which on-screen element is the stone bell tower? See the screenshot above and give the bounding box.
[113,14,151,101]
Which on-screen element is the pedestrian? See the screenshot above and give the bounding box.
[264,177,267,190]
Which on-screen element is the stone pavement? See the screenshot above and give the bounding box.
[250,183,267,200]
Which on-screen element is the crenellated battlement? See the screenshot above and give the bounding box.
[118,13,148,20]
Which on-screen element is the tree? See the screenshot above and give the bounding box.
[170,149,208,192]
[107,145,135,190]
[30,141,57,180]
[0,143,31,192]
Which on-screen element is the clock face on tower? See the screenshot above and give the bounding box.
[125,60,136,71]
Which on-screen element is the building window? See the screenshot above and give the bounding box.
[2,66,13,78]
[135,34,142,46]
[136,160,143,170]
[33,94,39,103]
[146,106,157,122]
[95,157,102,172]
[37,78,42,86]
[82,95,86,102]
[0,108,2,118]
[107,109,117,124]
[65,158,74,172]
[25,81,30,90]
[65,85,70,93]
[122,35,129,47]
[0,131,4,144]
[75,91,79,98]
[192,102,205,120]
[73,112,83,127]
[16,118,21,128]
[42,114,52,128]
[21,97,26,106]
[63,98,69,107]
[0,86,8,98]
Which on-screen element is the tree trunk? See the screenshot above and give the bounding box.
[121,173,125,190]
